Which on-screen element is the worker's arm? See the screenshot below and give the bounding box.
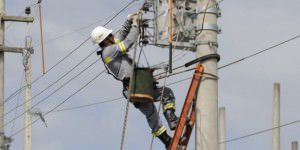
[102,26,139,63]
[112,26,139,54]
[115,19,133,41]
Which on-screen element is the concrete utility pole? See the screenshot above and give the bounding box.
[219,107,226,150]
[292,141,298,150]
[0,0,34,149]
[273,83,280,150]
[0,0,5,148]
[23,36,32,150]
[195,0,220,150]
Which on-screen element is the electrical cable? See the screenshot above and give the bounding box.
[35,0,141,47]
[14,32,300,145]
[9,69,106,138]
[4,0,139,104]
[42,32,300,123]
[4,37,91,104]
[219,119,300,144]
[4,48,99,116]
[5,0,140,134]
[52,97,124,113]
[10,0,299,146]
[218,34,300,70]
[3,57,102,129]
[166,34,300,86]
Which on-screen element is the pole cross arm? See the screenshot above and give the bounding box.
[1,15,34,23]
[0,46,34,54]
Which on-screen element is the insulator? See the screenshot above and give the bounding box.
[141,19,149,28]
[142,2,151,12]
[141,39,149,45]
[141,35,149,45]
[25,7,31,15]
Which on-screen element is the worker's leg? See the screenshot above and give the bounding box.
[136,102,171,149]
[135,102,163,133]
[154,87,178,130]
[123,89,168,136]
[123,88,172,148]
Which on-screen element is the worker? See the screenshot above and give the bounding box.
[91,13,178,149]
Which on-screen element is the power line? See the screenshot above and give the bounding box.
[220,119,300,144]
[4,36,91,104]
[35,17,111,47]
[167,34,300,85]
[35,0,141,47]
[4,47,98,116]
[5,0,139,133]
[4,0,138,104]
[53,33,300,114]
[15,31,300,144]
[43,33,300,118]
[9,69,106,138]
[52,97,123,112]
[218,34,300,70]
[3,58,101,129]
[46,33,300,119]
[5,0,139,125]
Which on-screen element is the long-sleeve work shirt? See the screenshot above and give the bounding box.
[100,19,139,81]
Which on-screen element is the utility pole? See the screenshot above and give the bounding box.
[273,83,280,150]
[37,0,46,74]
[219,107,226,150]
[0,0,34,149]
[23,36,32,150]
[195,0,220,150]
[292,141,298,150]
[0,0,4,148]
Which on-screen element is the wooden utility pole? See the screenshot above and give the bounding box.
[23,36,32,150]
[195,0,220,149]
[273,83,280,150]
[292,141,298,150]
[0,0,33,149]
[219,107,226,150]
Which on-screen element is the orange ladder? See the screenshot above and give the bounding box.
[169,64,204,150]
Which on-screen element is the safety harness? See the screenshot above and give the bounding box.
[96,38,128,80]
[102,38,127,64]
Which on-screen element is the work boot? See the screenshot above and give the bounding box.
[164,109,179,130]
[157,130,172,149]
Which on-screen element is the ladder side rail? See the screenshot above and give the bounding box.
[169,64,204,150]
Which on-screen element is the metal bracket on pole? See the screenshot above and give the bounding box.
[0,46,34,54]
[187,5,221,18]
[192,23,221,33]
[1,14,34,23]
[194,41,219,47]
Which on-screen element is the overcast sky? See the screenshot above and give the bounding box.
[3,0,300,150]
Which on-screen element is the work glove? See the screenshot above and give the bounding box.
[127,12,139,21]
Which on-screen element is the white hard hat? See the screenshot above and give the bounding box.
[91,26,113,44]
